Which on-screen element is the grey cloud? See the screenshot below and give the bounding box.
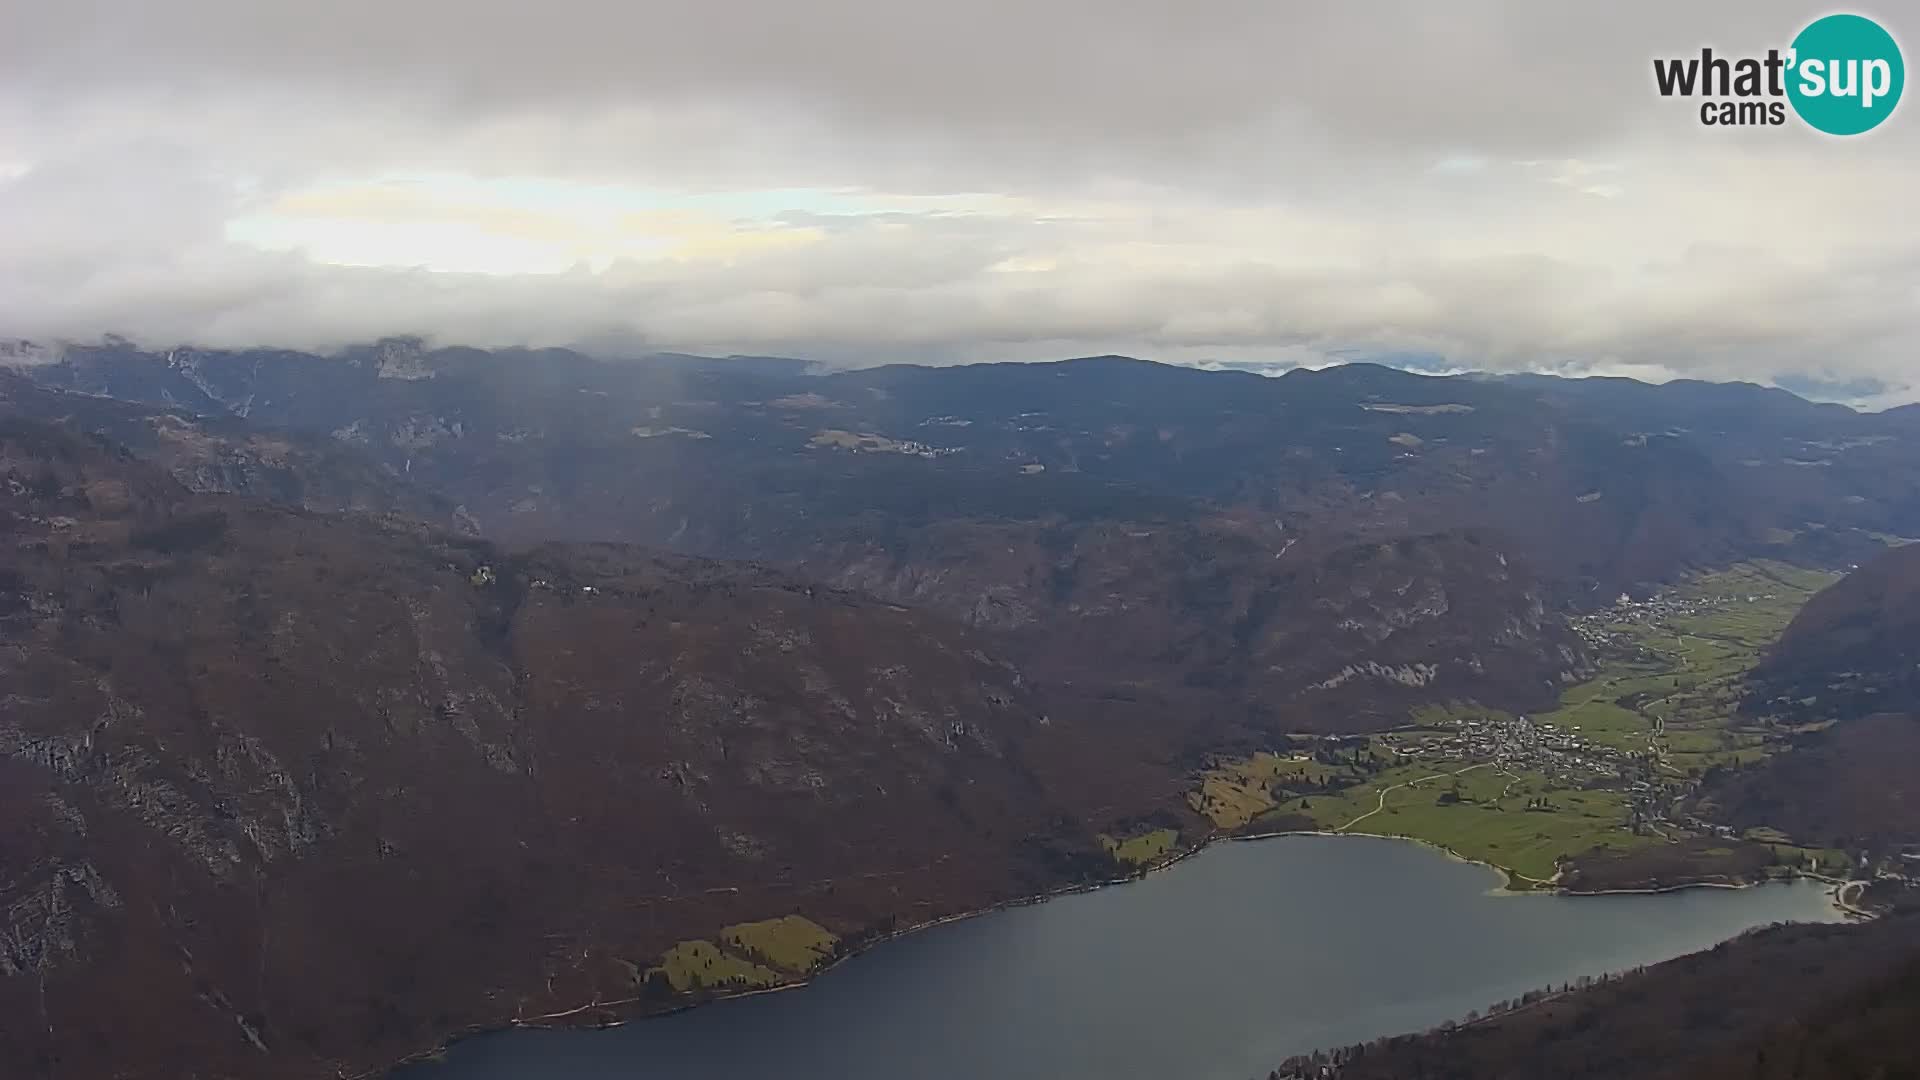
[8,0,1883,179]
[1,1,1917,402]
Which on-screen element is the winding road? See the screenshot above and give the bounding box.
[1337,762,1490,832]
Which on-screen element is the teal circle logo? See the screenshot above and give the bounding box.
[1787,14,1904,135]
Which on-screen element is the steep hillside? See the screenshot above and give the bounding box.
[0,417,1108,1079]
[1275,908,1920,1080]
[1676,544,1920,858]
[0,372,464,528]
[24,346,1916,600]
[1749,541,1920,724]
[14,350,1620,732]
[1699,713,1920,854]
[29,345,1919,722]
[800,519,1581,733]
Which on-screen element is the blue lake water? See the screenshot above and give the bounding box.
[402,834,1843,1080]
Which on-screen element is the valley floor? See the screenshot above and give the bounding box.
[1162,561,1870,892]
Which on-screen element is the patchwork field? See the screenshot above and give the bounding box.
[720,915,841,972]
[1188,751,1362,828]
[1565,560,1840,777]
[1190,561,1844,888]
[1099,828,1181,867]
[650,915,841,992]
[650,940,785,993]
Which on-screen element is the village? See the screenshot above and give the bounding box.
[1386,711,1623,785]
[1569,587,1782,652]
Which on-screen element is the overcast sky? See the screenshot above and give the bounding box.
[2,1,1916,402]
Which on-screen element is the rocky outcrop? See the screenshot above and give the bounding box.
[0,418,1103,1079]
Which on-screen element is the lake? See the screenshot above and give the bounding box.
[401,834,1843,1080]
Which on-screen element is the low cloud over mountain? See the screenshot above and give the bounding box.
[3,1,1916,402]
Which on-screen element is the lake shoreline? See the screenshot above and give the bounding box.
[364,859,1165,1077]
[369,828,1849,1079]
[1139,825,1852,907]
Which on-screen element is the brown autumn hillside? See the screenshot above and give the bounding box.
[4,368,1599,736]
[1750,540,1920,725]
[1691,542,1920,856]
[26,345,1920,729]
[1276,908,1920,1080]
[0,416,1114,1077]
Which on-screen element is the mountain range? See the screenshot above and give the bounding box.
[4,341,1919,1077]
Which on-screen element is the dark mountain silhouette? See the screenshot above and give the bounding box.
[1276,908,1920,1080]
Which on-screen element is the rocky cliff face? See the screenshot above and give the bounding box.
[0,418,1102,1078]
